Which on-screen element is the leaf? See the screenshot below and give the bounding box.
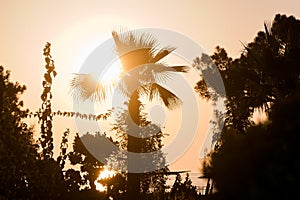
[150,47,175,63]
[44,73,52,84]
[170,66,189,72]
[41,94,46,101]
[149,83,181,110]
[45,57,50,64]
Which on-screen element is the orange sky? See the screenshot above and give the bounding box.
[1,0,300,174]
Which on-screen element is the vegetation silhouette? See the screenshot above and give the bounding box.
[0,65,38,199]
[195,14,300,199]
[109,108,169,199]
[0,43,110,199]
[71,30,189,199]
[0,63,67,198]
[1,13,299,200]
[0,41,199,200]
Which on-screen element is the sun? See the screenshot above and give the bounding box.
[95,168,116,192]
[98,59,123,85]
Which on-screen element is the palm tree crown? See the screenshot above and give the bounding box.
[71,30,188,112]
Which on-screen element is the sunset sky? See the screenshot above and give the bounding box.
[1,0,300,176]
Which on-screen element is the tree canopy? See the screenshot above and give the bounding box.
[196,14,300,200]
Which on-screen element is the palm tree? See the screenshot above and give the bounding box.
[71,30,188,198]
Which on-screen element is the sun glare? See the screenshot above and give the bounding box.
[95,168,116,192]
[98,59,123,85]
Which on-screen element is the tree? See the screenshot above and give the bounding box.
[0,66,39,199]
[71,30,188,198]
[110,108,169,199]
[195,14,300,132]
[170,173,199,200]
[32,43,68,199]
[203,92,300,200]
[68,132,128,199]
[196,14,300,199]
[0,42,113,199]
[68,133,105,191]
[0,43,70,199]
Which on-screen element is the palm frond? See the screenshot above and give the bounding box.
[116,75,131,97]
[147,64,189,84]
[241,42,263,66]
[264,22,271,44]
[70,73,95,100]
[70,73,109,102]
[149,47,175,63]
[128,90,144,125]
[112,32,155,71]
[152,70,173,84]
[112,31,157,58]
[148,83,181,110]
[112,30,178,71]
[170,66,189,72]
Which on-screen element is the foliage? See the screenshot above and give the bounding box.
[38,42,57,159]
[110,109,170,199]
[0,66,38,199]
[203,93,300,199]
[97,172,127,200]
[170,173,200,200]
[4,13,299,199]
[0,61,66,199]
[57,128,70,168]
[198,14,300,199]
[196,15,300,132]
[70,30,189,199]
[28,109,112,121]
[68,133,105,191]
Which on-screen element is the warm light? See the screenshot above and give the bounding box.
[95,168,116,192]
[99,168,116,179]
[95,183,107,192]
[98,59,123,85]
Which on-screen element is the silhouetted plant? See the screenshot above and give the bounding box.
[57,128,70,169]
[170,173,200,200]
[97,172,127,200]
[0,66,39,199]
[197,14,300,200]
[38,42,56,159]
[110,109,169,199]
[196,14,300,133]
[68,133,105,191]
[71,30,188,199]
[0,42,115,199]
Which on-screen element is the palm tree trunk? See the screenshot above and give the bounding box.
[127,136,141,199]
[127,90,143,199]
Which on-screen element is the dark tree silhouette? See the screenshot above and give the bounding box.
[196,15,300,132]
[0,63,66,199]
[0,66,39,199]
[68,132,127,199]
[68,133,105,191]
[203,92,300,200]
[0,44,68,199]
[170,173,200,200]
[110,109,169,199]
[196,14,300,199]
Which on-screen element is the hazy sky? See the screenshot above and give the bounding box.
[1,0,300,173]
